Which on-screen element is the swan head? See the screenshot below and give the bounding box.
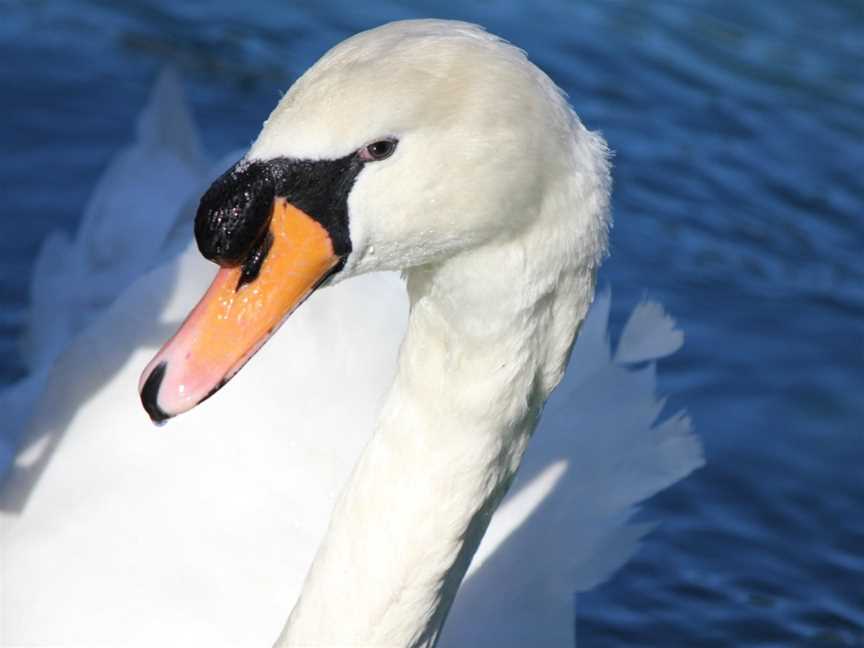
[140,19,610,422]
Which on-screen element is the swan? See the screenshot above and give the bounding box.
[0,20,703,647]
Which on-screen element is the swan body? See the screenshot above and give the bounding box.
[1,20,703,647]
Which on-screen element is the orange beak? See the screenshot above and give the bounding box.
[139,198,340,422]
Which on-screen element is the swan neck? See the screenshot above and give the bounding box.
[278,251,595,647]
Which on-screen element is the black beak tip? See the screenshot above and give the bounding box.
[140,361,172,425]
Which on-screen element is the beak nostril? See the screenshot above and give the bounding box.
[237,230,275,291]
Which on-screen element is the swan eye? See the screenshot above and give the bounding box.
[359,139,397,162]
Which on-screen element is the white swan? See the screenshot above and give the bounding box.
[1,20,702,647]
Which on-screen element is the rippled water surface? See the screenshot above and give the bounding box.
[1,1,862,645]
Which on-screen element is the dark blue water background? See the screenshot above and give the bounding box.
[1,1,862,645]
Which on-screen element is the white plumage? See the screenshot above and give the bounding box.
[1,21,702,647]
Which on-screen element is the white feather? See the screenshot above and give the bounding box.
[615,300,685,364]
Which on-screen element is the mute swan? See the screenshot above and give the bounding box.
[1,20,702,647]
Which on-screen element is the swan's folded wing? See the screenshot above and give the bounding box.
[3,70,210,480]
[442,294,703,648]
[20,68,208,377]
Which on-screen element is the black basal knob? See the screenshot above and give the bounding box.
[194,160,276,267]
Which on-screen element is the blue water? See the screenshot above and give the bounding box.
[2,1,862,644]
